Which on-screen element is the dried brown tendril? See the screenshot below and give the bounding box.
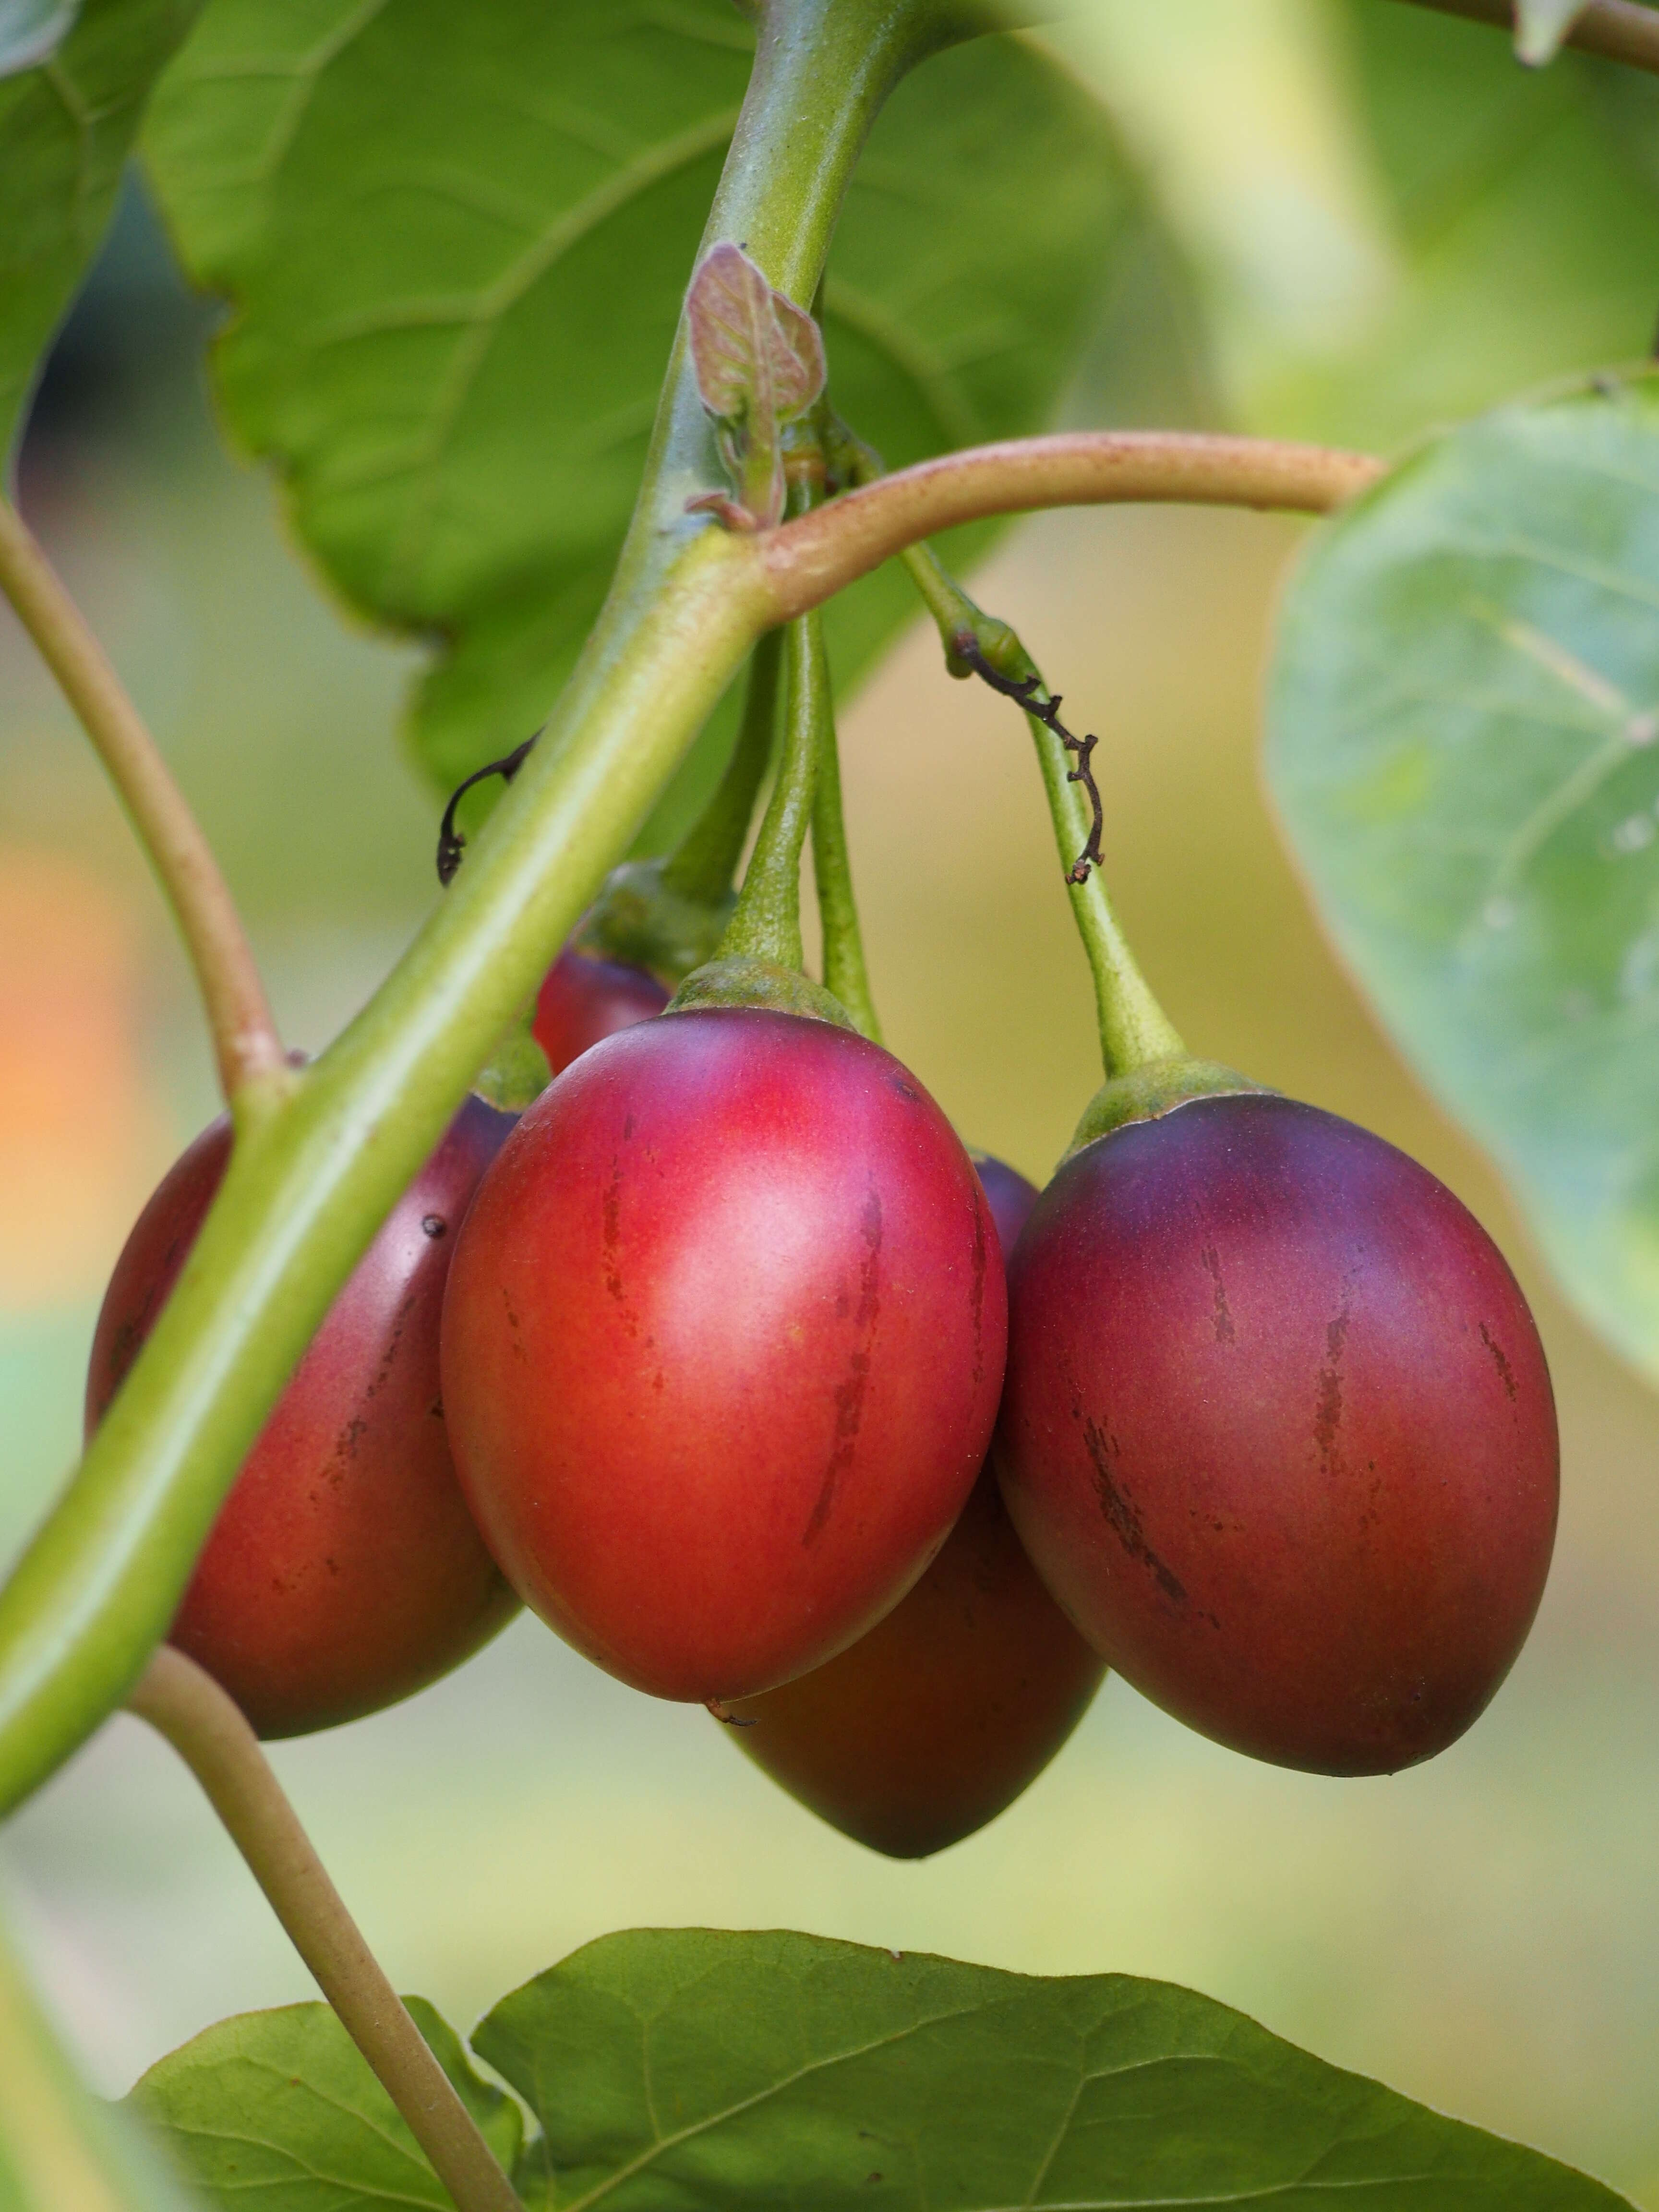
[436,731,540,885]
[953,636,1105,885]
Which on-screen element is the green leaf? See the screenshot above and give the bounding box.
[141,2,1132,821]
[473,1927,1626,2210]
[1267,373,1659,1381]
[0,0,204,467]
[127,1996,522,2211]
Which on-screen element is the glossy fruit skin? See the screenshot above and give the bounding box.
[995,1094,1559,1776]
[86,1095,521,1738]
[440,1007,1007,1703]
[533,946,668,1075]
[970,1152,1042,1259]
[726,1146,1104,1858]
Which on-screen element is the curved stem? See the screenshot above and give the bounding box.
[1396,0,1659,70]
[661,629,783,905]
[808,618,881,1043]
[906,545,1183,1081]
[125,1648,521,2212]
[759,432,1383,623]
[0,498,286,1106]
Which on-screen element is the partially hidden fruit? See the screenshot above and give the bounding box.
[533,946,669,1075]
[440,1007,1006,1703]
[726,1151,1106,1858]
[995,1091,1559,1776]
[86,1095,521,1737]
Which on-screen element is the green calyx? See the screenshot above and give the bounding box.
[574,629,786,986]
[668,954,855,1026]
[470,1006,553,1112]
[573,859,735,986]
[1064,1056,1273,1160]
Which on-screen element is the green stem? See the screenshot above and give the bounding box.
[0,0,956,1819]
[808,622,881,1043]
[906,545,1184,1080]
[721,611,821,972]
[661,630,782,905]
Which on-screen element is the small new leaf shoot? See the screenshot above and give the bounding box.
[687,242,826,529]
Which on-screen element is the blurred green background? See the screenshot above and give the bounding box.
[3,0,1659,2202]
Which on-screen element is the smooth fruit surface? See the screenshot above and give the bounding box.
[533,946,668,1074]
[725,1144,1102,1856]
[726,1467,1105,1855]
[995,1094,1559,1775]
[441,1007,1006,1702]
[87,1095,520,1737]
[970,1151,1042,1259]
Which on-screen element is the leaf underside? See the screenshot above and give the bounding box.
[0,0,204,468]
[1269,372,1659,1378]
[139,0,1134,838]
[129,1930,1630,2211]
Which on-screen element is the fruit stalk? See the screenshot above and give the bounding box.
[126,1647,522,2212]
[659,628,784,909]
[904,542,1183,1081]
[0,495,286,1107]
[719,531,827,974]
[809,627,882,1044]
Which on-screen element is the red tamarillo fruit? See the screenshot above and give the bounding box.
[532,946,669,1075]
[724,1152,1103,1855]
[995,1092,1558,1775]
[439,1007,1006,1703]
[86,1096,520,1737]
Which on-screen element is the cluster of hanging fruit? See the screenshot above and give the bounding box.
[85,507,1560,1861]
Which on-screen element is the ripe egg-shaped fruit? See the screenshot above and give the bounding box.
[726,1154,1103,1855]
[533,946,668,1074]
[995,1094,1558,1776]
[87,1095,520,1737]
[440,1007,1006,1703]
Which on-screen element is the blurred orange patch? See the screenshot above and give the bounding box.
[0,847,167,1311]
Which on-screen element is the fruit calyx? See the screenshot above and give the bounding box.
[571,857,732,986]
[668,952,854,1027]
[1065,1055,1271,1158]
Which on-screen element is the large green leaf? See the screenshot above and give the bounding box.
[127,1996,521,2211]
[120,1934,1630,2210]
[477,1929,1629,2209]
[140,0,1133,833]
[0,0,204,467]
[1268,373,1659,1378]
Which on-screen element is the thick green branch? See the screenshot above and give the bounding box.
[758,432,1383,621]
[1396,0,1659,71]
[127,1649,520,2212]
[0,497,285,1105]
